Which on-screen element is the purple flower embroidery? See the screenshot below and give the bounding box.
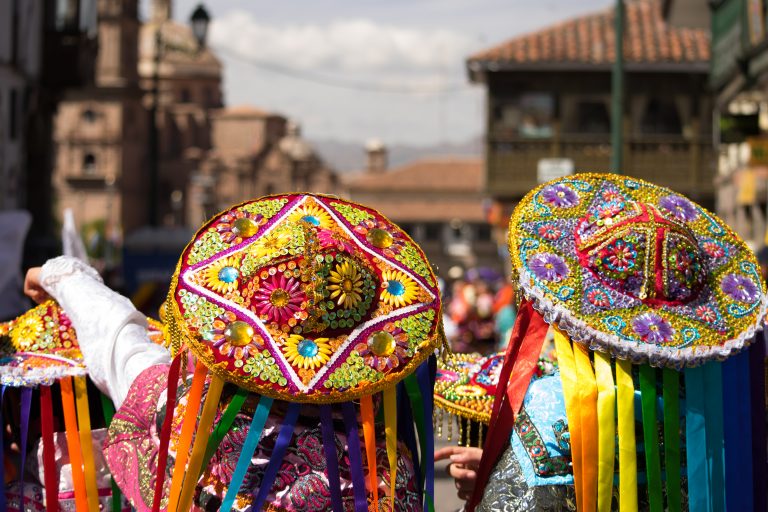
[632,313,675,344]
[529,253,569,282]
[721,274,759,303]
[659,195,698,222]
[541,184,579,208]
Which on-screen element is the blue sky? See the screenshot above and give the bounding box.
[163,0,613,145]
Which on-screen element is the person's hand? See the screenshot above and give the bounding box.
[24,267,50,304]
[434,445,484,501]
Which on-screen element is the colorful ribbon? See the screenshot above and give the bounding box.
[342,401,369,512]
[721,349,753,512]
[594,351,615,512]
[177,375,225,512]
[167,360,208,511]
[152,354,182,512]
[202,387,248,469]
[574,343,598,512]
[383,387,398,510]
[416,358,436,512]
[684,365,707,511]
[0,386,6,511]
[360,395,380,512]
[639,366,662,512]
[60,377,90,512]
[320,405,344,512]
[40,386,59,512]
[661,369,681,512]
[553,328,583,511]
[703,362,725,511]
[397,381,421,493]
[403,374,427,488]
[220,395,273,512]
[616,359,638,512]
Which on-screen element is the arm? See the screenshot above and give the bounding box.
[28,256,171,407]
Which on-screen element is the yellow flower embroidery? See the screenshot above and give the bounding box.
[327,260,364,309]
[380,269,419,308]
[203,256,241,294]
[288,203,332,229]
[282,335,332,370]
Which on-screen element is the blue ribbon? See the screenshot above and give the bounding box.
[320,405,343,512]
[684,366,708,511]
[397,381,421,493]
[750,335,767,512]
[341,401,368,512]
[251,402,301,511]
[703,362,725,511]
[0,386,6,512]
[721,349,753,511]
[219,395,273,512]
[416,357,436,512]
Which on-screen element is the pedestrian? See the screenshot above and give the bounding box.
[24,193,445,511]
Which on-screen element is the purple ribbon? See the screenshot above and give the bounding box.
[320,405,343,512]
[0,386,6,512]
[19,388,31,510]
[416,357,436,511]
[341,402,368,512]
[250,402,301,511]
[750,334,767,512]
[722,348,753,511]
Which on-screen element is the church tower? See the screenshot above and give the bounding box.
[95,0,140,87]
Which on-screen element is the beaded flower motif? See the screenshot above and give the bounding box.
[282,334,332,370]
[354,219,406,256]
[355,324,409,372]
[203,256,241,294]
[204,311,264,365]
[251,273,307,326]
[288,203,333,229]
[217,210,264,244]
[380,269,419,307]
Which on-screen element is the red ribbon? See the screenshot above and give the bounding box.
[467,300,549,511]
[40,385,59,512]
[151,354,182,512]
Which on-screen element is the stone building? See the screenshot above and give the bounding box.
[189,107,338,225]
[345,145,498,278]
[52,0,147,240]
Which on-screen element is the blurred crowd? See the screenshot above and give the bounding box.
[442,268,517,354]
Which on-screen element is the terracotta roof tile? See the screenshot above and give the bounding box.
[469,0,709,67]
[348,158,483,192]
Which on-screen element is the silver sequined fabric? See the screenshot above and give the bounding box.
[476,446,576,512]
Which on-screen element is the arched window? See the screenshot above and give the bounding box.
[83,153,97,174]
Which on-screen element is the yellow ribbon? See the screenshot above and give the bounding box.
[176,375,225,512]
[553,328,583,511]
[360,395,379,512]
[73,376,101,512]
[574,343,598,512]
[383,387,398,510]
[616,359,638,512]
[594,352,616,512]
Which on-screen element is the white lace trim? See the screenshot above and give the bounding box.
[40,256,102,296]
[0,365,87,387]
[517,266,768,369]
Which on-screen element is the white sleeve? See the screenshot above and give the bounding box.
[39,256,171,408]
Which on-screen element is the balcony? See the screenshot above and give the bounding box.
[486,132,715,204]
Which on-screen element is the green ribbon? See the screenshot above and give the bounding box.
[404,375,428,488]
[662,369,681,512]
[201,387,249,470]
[639,365,663,512]
[100,393,122,512]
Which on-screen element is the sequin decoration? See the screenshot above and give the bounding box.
[510,173,767,368]
[172,194,443,402]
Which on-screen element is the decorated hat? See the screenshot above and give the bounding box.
[0,301,152,512]
[470,174,768,512]
[156,194,444,512]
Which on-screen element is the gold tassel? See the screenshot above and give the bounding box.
[437,408,443,439]
[447,412,453,442]
[479,423,484,448]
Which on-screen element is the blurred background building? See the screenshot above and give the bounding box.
[469,0,714,238]
[710,0,768,251]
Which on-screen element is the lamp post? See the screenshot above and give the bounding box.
[147,4,211,227]
[611,0,624,174]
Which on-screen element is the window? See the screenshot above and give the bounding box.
[83,153,96,174]
[424,223,442,241]
[641,99,682,135]
[476,224,492,242]
[575,101,610,134]
[9,89,17,140]
[494,93,555,138]
[180,88,191,103]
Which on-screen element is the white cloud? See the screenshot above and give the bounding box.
[209,11,478,74]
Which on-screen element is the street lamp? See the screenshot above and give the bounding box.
[147,4,211,227]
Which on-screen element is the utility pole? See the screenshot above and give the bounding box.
[611,0,624,173]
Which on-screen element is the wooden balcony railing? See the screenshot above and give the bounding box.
[485,133,715,202]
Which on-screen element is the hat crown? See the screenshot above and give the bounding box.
[575,200,704,305]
